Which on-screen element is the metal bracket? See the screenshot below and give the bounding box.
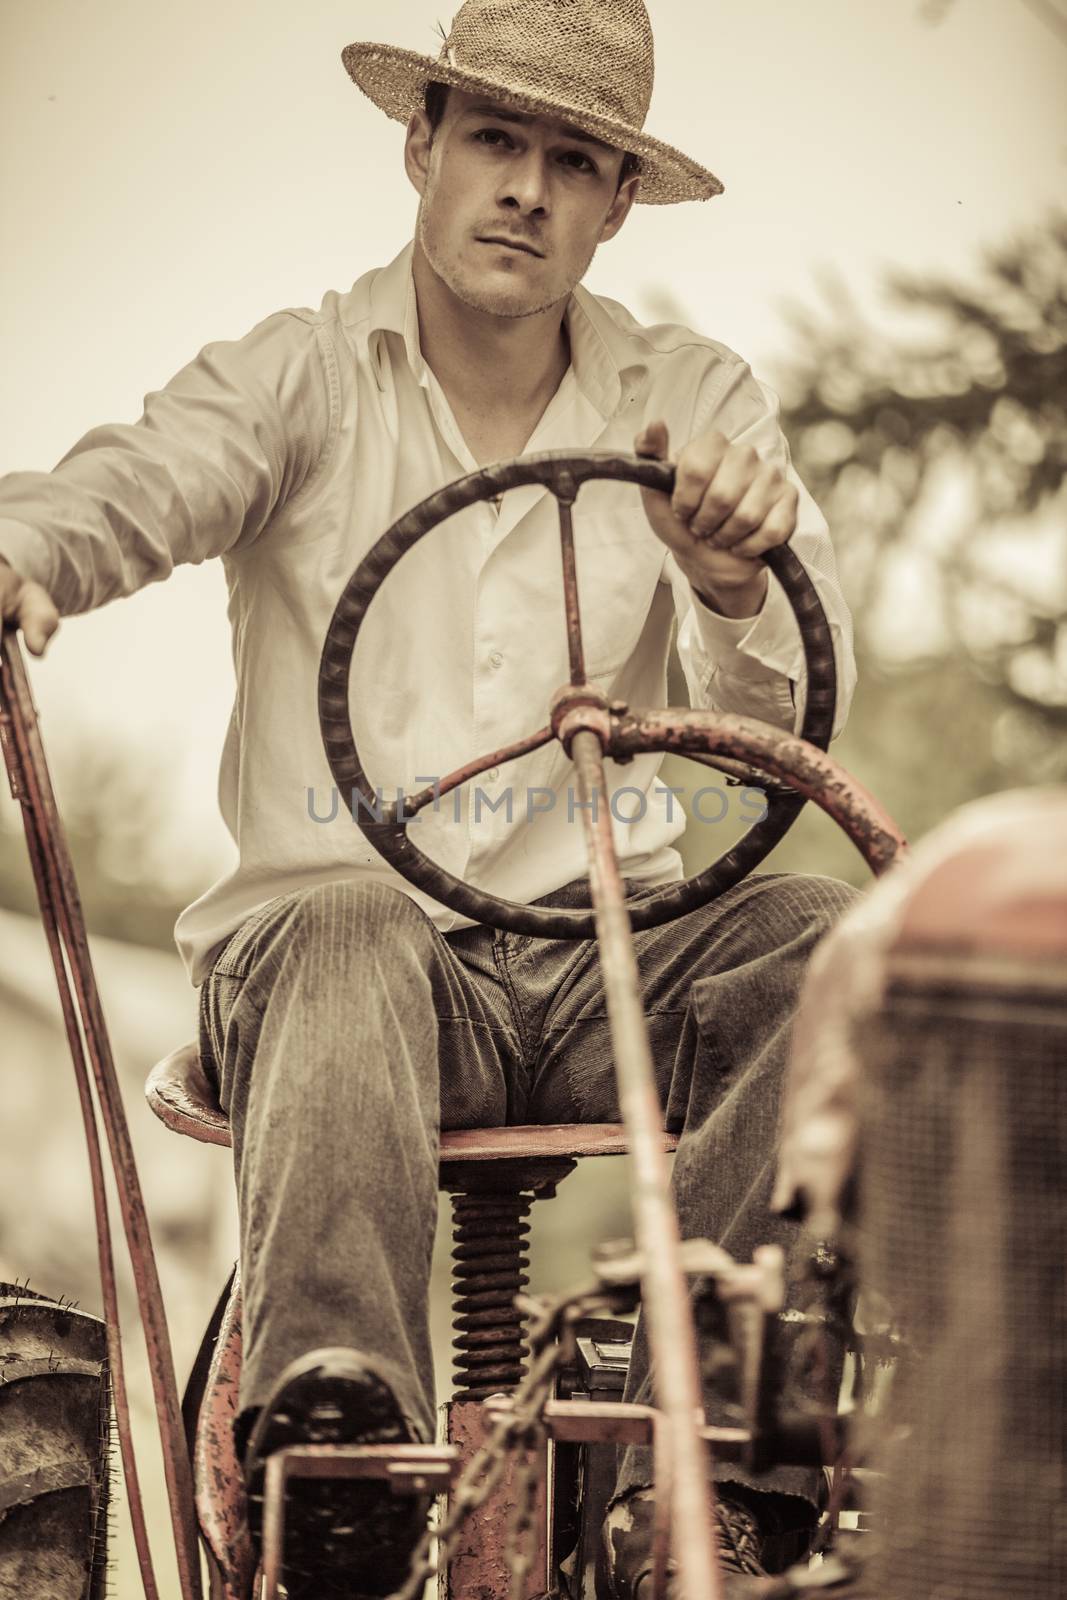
[260,1443,460,1600]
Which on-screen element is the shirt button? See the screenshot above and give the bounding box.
[486,767,500,783]
[488,649,504,669]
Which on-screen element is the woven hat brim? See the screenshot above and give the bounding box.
[341,42,724,206]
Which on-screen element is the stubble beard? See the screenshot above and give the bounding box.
[417,195,599,322]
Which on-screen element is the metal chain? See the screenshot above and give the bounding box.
[504,1415,548,1600]
[387,1281,624,1600]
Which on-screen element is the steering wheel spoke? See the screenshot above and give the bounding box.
[381,725,556,824]
[555,487,589,687]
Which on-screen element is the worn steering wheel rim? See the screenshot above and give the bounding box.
[317,450,837,939]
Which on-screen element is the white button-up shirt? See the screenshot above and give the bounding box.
[0,243,855,984]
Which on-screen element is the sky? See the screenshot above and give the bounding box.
[2,0,1066,882]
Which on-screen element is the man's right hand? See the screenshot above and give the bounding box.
[0,556,60,656]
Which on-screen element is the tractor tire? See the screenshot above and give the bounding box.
[0,1284,110,1600]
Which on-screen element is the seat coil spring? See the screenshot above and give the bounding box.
[450,1192,533,1399]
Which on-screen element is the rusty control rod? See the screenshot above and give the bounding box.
[571,722,723,1600]
[554,475,721,1600]
[0,628,204,1600]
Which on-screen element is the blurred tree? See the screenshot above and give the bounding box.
[673,209,1067,887]
[778,208,1067,741]
[0,734,226,949]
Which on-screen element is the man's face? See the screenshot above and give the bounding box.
[405,87,639,320]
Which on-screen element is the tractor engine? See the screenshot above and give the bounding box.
[777,786,1067,1597]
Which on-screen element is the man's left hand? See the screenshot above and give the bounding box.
[635,419,799,620]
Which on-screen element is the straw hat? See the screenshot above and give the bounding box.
[341,0,724,206]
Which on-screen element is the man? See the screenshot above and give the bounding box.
[0,1,857,1595]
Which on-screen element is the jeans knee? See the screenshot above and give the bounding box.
[787,873,858,926]
[269,878,438,988]
[292,877,429,941]
[739,873,859,951]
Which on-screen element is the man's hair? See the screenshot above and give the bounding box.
[423,80,641,190]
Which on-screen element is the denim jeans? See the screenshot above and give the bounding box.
[198,870,856,1511]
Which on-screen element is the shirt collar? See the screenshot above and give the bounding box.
[366,240,649,420]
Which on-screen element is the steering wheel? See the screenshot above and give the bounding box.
[318,451,903,939]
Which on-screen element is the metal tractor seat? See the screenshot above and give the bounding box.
[146,1040,678,1600]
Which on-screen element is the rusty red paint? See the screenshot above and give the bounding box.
[444,1399,550,1600]
[440,1124,679,1163]
[488,1394,756,1461]
[889,790,1067,957]
[610,705,907,875]
[146,1040,232,1146]
[485,1395,658,1447]
[555,491,588,687]
[554,692,613,756]
[194,1268,255,1599]
[400,723,555,820]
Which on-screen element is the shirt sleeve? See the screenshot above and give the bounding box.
[667,357,856,740]
[0,310,337,615]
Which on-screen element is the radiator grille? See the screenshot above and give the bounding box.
[855,970,1067,1597]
